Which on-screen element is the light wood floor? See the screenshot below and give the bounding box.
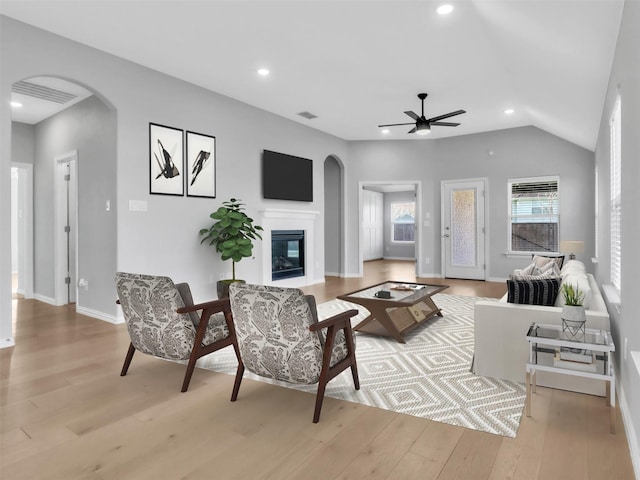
[1,260,634,479]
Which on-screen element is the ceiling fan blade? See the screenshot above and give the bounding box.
[426,109,466,123]
[407,127,417,134]
[378,122,416,127]
[430,121,460,127]
[404,111,420,121]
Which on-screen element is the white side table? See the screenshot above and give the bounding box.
[525,322,616,434]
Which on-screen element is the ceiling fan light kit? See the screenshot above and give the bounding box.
[378,93,466,136]
[416,123,431,135]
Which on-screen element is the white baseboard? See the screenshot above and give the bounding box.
[618,381,640,480]
[488,276,508,283]
[417,272,443,279]
[0,337,15,349]
[382,256,415,261]
[34,293,57,305]
[342,273,362,278]
[324,272,340,277]
[76,305,122,324]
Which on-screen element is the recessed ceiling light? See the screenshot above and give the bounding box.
[381,129,390,134]
[437,4,454,15]
[10,101,22,108]
[504,108,515,115]
[257,68,270,76]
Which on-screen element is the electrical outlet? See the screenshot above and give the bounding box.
[425,257,430,264]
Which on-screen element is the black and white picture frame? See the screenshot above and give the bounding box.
[149,123,184,196]
[186,131,216,198]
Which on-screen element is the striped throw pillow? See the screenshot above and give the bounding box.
[507,278,561,306]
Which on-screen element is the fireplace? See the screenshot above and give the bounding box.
[260,209,318,287]
[271,230,305,280]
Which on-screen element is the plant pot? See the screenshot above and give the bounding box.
[217,279,246,299]
[561,305,586,341]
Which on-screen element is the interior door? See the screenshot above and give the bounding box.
[55,152,78,305]
[362,189,383,261]
[442,179,486,280]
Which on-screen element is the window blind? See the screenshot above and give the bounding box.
[610,97,621,291]
[509,177,559,252]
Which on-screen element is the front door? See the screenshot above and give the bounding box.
[441,179,486,280]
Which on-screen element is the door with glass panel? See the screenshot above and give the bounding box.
[441,179,486,280]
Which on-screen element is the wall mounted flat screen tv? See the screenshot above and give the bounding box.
[263,150,313,202]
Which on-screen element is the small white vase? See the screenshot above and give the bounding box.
[561,305,586,323]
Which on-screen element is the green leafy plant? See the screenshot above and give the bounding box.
[561,282,584,306]
[199,198,263,281]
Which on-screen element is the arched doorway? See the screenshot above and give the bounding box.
[9,75,117,323]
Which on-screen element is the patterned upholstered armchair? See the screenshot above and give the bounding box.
[115,272,240,392]
[228,283,360,423]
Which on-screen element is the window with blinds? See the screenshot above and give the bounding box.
[391,202,415,243]
[610,97,621,291]
[508,177,559,253]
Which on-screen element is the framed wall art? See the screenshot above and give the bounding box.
[186,130,216,198]
[149,123,184,196]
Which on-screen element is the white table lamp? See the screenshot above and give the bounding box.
[560,240,585,260]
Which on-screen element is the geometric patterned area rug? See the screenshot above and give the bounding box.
[195,293,526,438]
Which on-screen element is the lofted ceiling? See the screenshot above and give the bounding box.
[1,0,625,150]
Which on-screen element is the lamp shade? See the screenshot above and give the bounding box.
[560,240,585,260]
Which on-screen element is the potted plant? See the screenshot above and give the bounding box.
[199,198,263,298]
[560,282,586,340]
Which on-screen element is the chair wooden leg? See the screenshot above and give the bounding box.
[231,362,245,401]
[120,343,136,376]
[351,362,360,390]
[181,347,202,393]
[344,326,360,390]
[313,378,328,423]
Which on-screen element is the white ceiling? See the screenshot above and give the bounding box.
[1,0,625,150]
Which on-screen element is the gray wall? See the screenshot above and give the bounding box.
[11,122,34,164]
[324,156,342,276]
[383,191,416,260]
[594,0,640,459]
[347,127,595,280]
[10,122,34,275]
[32,96,117,314]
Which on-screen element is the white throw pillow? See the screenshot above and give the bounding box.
[560,259,586,276]
[521,262,539,275]
[538,261,561,277]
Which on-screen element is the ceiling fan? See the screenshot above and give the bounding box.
[379,93,466,135]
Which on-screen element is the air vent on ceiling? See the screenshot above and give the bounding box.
[297,111,318,120]
[12,80,78,104]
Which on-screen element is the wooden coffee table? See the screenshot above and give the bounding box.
[337,281,449,343]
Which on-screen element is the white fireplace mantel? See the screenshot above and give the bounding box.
[260,209,320,287]
[260,209,320,220]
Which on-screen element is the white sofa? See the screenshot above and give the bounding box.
[473,260,610,396]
